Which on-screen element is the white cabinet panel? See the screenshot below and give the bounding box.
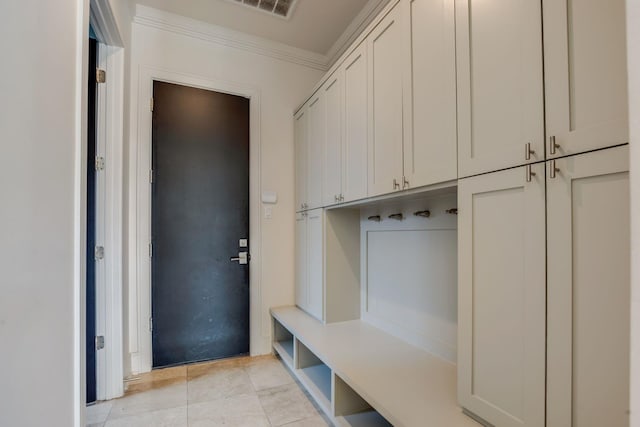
[323,73,343,206]
[295,211,308,310]
[295,108,308,212]
[343,43,368,203]
[543,0,628,158]
[307,94,325,209]
[458,165,546,427]
[406,0,457,188]
[456,0,544,177]
[368,4,406,196]
[547,146,630,427]
[306,209,324,321]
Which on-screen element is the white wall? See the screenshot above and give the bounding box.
[126,9,323,374]
[0,0,88,426]
[627,0,640,424]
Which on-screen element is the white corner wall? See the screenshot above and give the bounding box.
[125,10,323,374]
[627,0,640,424]
[0,1,88,426]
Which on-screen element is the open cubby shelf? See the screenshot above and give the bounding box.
[271,306,480,427]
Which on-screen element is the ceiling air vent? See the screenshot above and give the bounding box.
[229,0,299,19]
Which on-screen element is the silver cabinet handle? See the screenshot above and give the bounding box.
[550,136,557,155]
[526,164,536,182]
[393,178,400,190]
[525,142,535,161]
[403,177,410,189]
[550,160,559,179]
[340,194,344,202]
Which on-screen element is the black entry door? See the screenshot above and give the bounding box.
[151,81,250,368]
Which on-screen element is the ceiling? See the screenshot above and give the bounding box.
[133,0,374,55]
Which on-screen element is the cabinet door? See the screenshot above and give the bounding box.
[343,43,368,203]
[294,108,308,212]
[306,209,324,321]
[295,212,308,310]
[543,0,628,158]
[368,3,406,196]
[307,93,325,209]
[405,0,457,188]
[456,0,544,177]
[546,146,630,427]
[322,72,343,206]
[458,164,546,427]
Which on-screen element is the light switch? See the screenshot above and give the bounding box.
[264,206,273,219]
[239,239,248,248]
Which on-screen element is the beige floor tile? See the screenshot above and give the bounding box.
[86,401,113,424]
[188,394,270,427]
[244,355,295,391]
[281,415,332,427]
[108,381,187,419]
[187,364,255,404]
[258,383,320,426]
[104,406,187,427]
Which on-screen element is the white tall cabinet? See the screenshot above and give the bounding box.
[455,0,545,177]
[546,146,630,427]
[322,71,343,206]
[294,108,308,212]
[543,0,629,158]
[295,209,324,321]
[307,93,325,210]
[458,164,546,427]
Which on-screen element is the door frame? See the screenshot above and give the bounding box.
[130,66,262,374]
[88,0,126,403]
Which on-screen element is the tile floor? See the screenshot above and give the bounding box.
[86,355,332,427]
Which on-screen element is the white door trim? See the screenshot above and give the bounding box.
[129,66,262,374]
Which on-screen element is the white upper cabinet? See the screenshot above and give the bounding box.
[368,3,407,197]
[342,43,368,203]
[543,0,628,158]
[458,164,546,427]
[456,0,545,177]
[546,146,630,427]
[294,107,308,212]
[322,72,343,206]
[307,92,325,209]
[405,0,457,188]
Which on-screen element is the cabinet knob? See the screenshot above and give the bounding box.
[549,136,560,155]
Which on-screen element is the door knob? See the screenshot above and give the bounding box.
[230,251,249,265]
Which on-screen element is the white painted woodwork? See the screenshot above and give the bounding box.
[405,0,457,188]
[271,306,480,426]
[295,107,309,211]
[368,3,406,196]
[543,0,629,158]
[306,209,324,321]
[342,43,369,203]
[546,146,630,427]
[458,165,546,427]
[360,193,459,362]
[323,72,343,206]
[307,94,325,209]
[324,209,361,323]
[295,212,308,311]
[456,0,545,177]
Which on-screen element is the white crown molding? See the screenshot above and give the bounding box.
[325,0,392,67]
[134,5,329,71]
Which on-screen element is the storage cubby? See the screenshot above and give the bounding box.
[272,318,294,368]
[295,340,332,411]
[333,374,392,427]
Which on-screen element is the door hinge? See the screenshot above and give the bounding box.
[95,335,105,350]
[149,242,153,258]
[96,69,106,84]
[150,97,154,112]
[149,317,153,332]
[149,169,154,184]
[95,156,105,171]
[95,246,105,261]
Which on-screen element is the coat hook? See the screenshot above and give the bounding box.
[388,213,404,221]
[367,215,381,222]
[414,210,431,218]
[445,208,458,215]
